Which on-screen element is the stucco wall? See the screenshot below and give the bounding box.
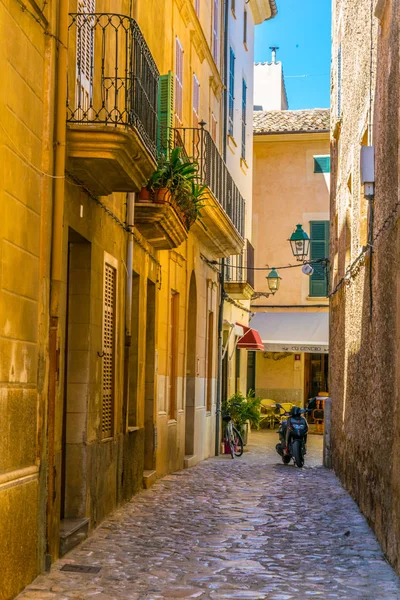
[330,0,400,573]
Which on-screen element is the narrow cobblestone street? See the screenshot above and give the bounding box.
[17,432,400,600]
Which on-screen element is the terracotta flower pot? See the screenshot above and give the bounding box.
[138,187,151,202]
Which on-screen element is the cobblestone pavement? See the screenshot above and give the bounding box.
[17,431,400,600]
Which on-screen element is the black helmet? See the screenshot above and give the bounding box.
[291,406,301,418]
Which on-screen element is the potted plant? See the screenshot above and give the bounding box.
[221,390,262,445]
[138,147,205,229]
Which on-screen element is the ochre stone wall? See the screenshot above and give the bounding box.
[330,0,400,572]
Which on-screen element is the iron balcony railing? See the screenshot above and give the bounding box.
[67,13,159,159]
[225,240,254,288]
[166,125,245,238]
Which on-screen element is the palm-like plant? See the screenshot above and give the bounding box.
[145,147,206,228]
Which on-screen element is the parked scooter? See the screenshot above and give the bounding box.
[275,399,316,467]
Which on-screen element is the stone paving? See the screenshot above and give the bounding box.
[17,430,400,600]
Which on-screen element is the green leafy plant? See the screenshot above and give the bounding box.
[145,147,205,228]
[222,390,262,434]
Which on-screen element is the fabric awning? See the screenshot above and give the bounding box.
[236,323,264,351]
[249,312,329,353]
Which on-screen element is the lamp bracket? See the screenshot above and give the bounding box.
[251,291,273,300]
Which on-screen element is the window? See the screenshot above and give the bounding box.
[168,291,179,419]
[76,0,95,115]
[235,347,241,393]
[314,156,331,173]
[243,9,247,47]
[309,221,330,297]
[175,38,183,126]
[211,112,217,143]
[102,261,116,438]
[194,0,200,16]
[337,43,342,117]
[241,79,247,159]
[192,74,200,127]
[157,71,174,155]
[228,48,235,136]
[206,312,214,412]
[212,0,219,64]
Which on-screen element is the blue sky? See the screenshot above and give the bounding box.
[254,0,331,110]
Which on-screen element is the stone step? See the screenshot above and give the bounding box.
[184,454,198,468]
[59,518,89,557]
[143,470,157,489]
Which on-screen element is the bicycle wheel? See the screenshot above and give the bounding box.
[225,424,235,458]
[232,427,244,457]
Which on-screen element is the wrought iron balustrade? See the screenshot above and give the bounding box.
[163,125,245,238]
[67,13,159,159]
[225,240,254,287]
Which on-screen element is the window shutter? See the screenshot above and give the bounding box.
[212,0,219,63]
[309,221,330,297]
[76,0,96,114]
[192,74,200,127]
[102,263,116,439]
[157,72,174,155]
[175,38,183,127]
[314,156,331,173]
[228,48,235,136]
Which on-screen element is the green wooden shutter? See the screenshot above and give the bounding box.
[314,156,331,173]
[309,221,330,297]
[157,72,174,156]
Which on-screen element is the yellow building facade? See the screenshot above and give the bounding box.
[251,109,330,406]
[0,0,276,598]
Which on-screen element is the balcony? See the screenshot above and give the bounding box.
[224,240,255,299]
[177,126,245,256]
[66,13,159,196]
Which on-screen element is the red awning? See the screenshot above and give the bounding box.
[236,323,264,351]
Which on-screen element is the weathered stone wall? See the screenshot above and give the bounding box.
[330,0,400,572]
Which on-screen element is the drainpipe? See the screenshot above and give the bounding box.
[215,0,229,456]
[47,0,68,562]
[123,193,135,431]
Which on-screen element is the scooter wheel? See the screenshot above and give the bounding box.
[282,455,291,464]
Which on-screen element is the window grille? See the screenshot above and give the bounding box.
[102,263,116,438]
[337,44,342,117]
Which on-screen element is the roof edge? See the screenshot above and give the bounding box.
[254,128,330,135]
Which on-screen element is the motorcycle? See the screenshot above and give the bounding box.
[275,401,316,468]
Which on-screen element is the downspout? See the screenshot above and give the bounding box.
[215,0,229,456]
[47,0,68,562]
[123,193,135,432]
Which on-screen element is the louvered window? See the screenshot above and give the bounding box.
[309,221,330,297]
[102,263,116,438]
[228,48,235,136]
[241,79,247,159]
[76,0,95,116]
[175,38,184,127]
[314,156,331,173]
[193,74,200,127]
[157,72,174,155]
[212,0,219,64]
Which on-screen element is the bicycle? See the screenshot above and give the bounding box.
[222,414,244,459]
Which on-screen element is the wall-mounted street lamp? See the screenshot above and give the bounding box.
[288,224,310,262]
[252,267,282,300]
[266,268,281,294]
